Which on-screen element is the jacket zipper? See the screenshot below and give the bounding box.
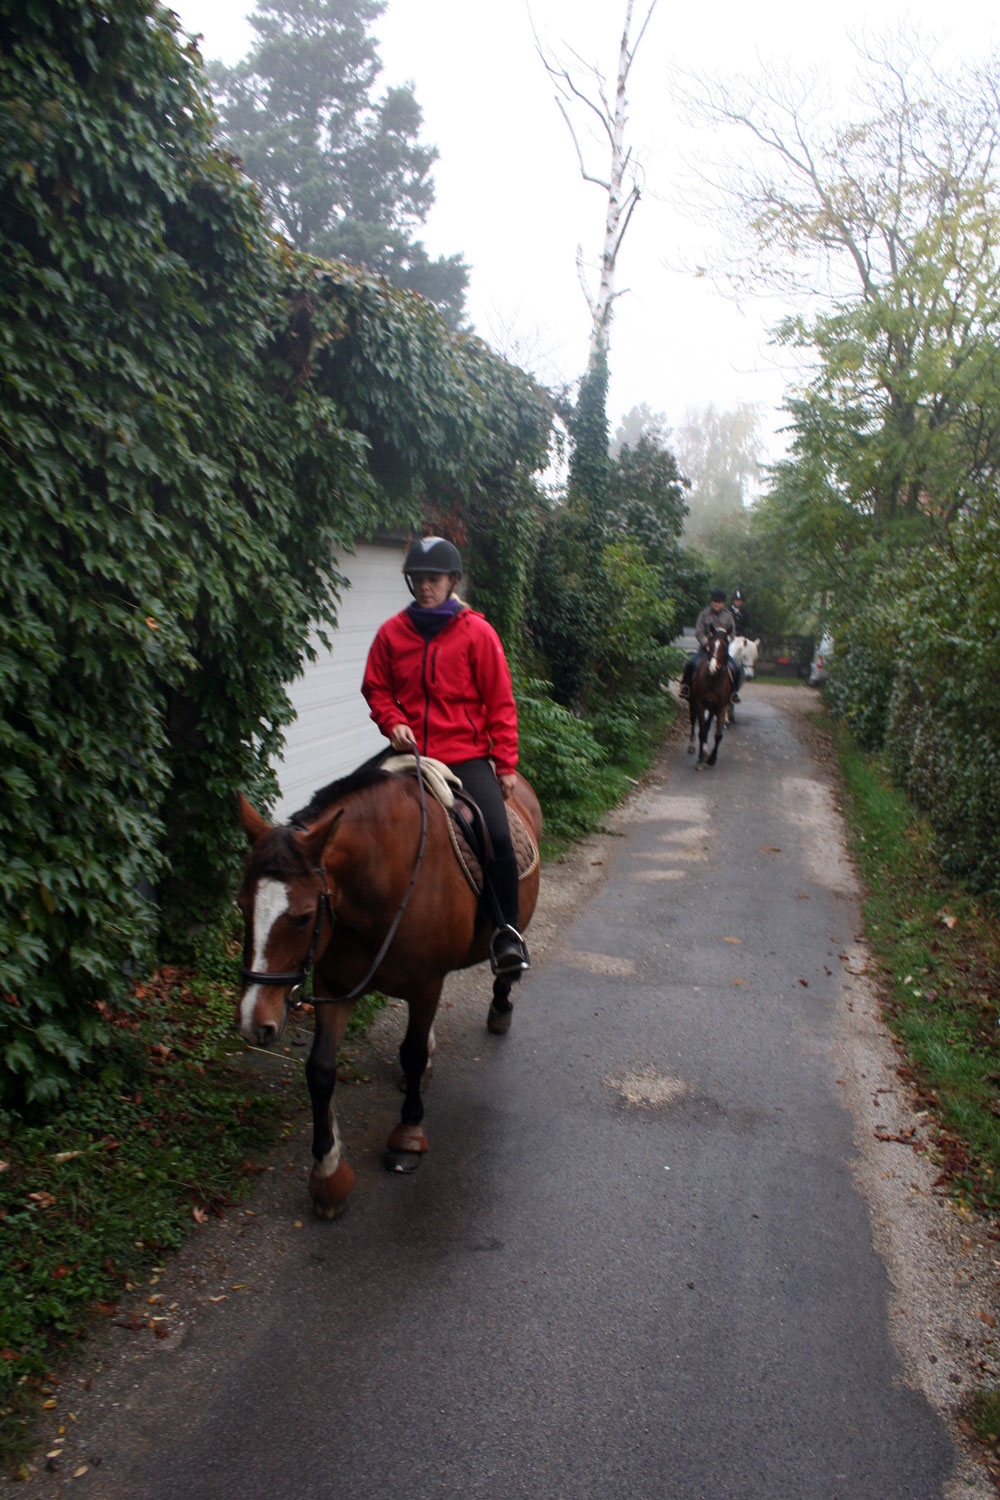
[420,640,432,752]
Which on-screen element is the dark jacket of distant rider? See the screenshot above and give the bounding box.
[730,598,749,636]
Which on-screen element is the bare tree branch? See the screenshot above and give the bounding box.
[533,0,659,361]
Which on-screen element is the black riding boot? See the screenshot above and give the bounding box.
[486,852,530,978]
[448,758,529,978]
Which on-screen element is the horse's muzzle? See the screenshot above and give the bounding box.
[238,986,290,1047]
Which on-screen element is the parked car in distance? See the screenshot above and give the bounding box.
[809,634,834,687]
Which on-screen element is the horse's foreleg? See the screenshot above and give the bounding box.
[305,1000,355,1220]
[385,982,442,1173]
[696,707,710,767]
[707,712,724,766]
[687,699,696,754]
[487,975,514,1035]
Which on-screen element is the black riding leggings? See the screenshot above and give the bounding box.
[447,758,520,931]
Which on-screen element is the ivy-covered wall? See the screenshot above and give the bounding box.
[0,0,551,1106]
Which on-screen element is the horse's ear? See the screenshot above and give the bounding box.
[299,807,345,867]
[239,793,271,846]
[754,637,761,648]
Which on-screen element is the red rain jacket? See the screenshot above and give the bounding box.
[361,606,519,775]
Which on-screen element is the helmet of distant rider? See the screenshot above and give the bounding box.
[733,589,744,601]
[711,587,726,602]
[403,536,463,577]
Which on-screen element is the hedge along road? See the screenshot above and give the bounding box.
[15,687,999,1500]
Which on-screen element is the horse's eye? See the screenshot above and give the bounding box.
[288,912,313,930]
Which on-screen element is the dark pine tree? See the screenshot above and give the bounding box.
[209,0,469,326]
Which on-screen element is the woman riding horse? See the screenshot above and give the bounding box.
[361,536,530,978]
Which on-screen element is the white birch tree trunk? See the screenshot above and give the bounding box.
[539,0,657,366]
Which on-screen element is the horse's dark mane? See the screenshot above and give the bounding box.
[290,747,394,826]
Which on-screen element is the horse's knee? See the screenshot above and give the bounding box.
[399,1034,429,1084]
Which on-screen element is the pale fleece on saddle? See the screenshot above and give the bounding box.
[381,754,463,809]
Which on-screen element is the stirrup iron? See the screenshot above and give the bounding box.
[490,924,530,975]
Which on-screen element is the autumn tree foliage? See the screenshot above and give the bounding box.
[688,40,1000,889]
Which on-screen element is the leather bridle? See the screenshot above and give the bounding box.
[239,751,429,1010]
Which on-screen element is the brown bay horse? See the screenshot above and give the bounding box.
[687,626,734,768]
[236,755,542,1218]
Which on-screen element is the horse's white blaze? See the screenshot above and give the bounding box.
[239,876,291,1032]
[314,1114,342,1179]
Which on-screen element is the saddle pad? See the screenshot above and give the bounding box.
[380,755,538,895]
[448,804,540,897]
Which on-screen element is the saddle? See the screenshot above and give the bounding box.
[381,755,539,898]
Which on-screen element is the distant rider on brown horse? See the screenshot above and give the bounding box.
[679,589,742,703]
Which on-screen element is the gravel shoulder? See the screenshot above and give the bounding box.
[8,684,999,1496]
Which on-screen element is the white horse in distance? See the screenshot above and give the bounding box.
[730,635,759,679]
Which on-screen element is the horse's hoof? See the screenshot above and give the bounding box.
[386,1121,428,1154]
[686,744,695,755]
[384,1148,423,1173]
[313,1197,349,1220]
[308,1158,355,1219]
[487,1003,513,1035]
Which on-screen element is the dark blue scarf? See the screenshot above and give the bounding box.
[407,598,463,639]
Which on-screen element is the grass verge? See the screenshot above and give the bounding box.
[831,718,1000,1218]
[827,712,1000,1488]
[0,957,297,1476]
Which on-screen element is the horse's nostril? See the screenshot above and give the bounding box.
[255,1024,278,1048]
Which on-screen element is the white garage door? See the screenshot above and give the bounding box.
[273,539,407,820]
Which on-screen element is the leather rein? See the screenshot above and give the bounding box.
[239,751,430,1010]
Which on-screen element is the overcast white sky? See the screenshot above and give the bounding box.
[170,0,1000,466]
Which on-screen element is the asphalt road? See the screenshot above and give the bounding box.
[25,688,971,1499]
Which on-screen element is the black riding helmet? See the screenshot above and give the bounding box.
[403,536,462,578]
[711,588,726,602]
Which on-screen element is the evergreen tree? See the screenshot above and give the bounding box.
[209,0,469,326]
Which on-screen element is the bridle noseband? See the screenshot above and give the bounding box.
[239,751,429,1012]
[240,881,333,1010]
